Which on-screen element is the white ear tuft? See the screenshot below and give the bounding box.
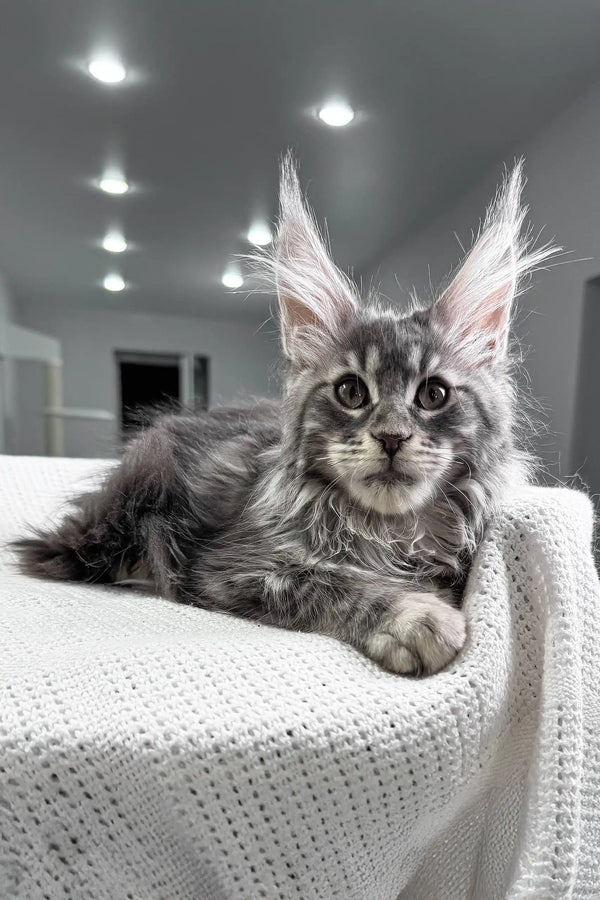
[271,153,358,360]
[433,160,561,365]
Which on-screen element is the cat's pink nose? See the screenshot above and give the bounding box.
[371,432,412,457]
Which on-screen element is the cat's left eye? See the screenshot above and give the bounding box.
[335,376,370,409]
[416,379,448,411]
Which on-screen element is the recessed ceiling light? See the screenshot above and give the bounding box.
[88,56,127,84]
[102,231,127,253]
[247,223,273,246]
[103,273,125,292]
[222,269,244,289]
[318,101,355,127]
[99,176,129,195]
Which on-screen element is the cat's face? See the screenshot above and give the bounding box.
[268,155,557,517]
[288,309,506,515]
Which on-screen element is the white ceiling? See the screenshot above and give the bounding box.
[1,0,600,321]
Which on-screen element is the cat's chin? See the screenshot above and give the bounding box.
[344,475,432,517]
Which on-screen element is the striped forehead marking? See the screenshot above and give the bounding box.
[365,344,380,377]
[423,352,442,376]
[406,341,422,373]
[344,350,361,372]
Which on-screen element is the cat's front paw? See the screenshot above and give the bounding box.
[364,591,466,676]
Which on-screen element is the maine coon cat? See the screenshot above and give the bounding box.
[15,156,559,676]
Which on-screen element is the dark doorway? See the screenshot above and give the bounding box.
[193,356,209,410]
[117,352,181,435]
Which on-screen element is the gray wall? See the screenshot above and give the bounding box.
[571,277,600,494]
[0,272,17,453]
[368,78,600,476]
[17,304,282,458]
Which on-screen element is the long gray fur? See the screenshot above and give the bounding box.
[13,155,560,675]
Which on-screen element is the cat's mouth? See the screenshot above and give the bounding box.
[363,467,416,487]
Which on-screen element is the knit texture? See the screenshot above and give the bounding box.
[0,455,598,900]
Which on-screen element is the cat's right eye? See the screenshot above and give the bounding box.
[416,379,448,411]
[335,376,370,410]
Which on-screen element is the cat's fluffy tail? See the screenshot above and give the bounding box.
[12,495,133,585]
[12,423,179,589]
[14,531,84,582]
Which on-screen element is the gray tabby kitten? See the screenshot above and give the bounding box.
[15,157,558,675]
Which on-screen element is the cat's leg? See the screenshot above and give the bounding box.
[200,548,466,675]
[360,589,466,676]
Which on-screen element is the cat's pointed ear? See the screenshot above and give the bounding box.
[432,161,559,366]
[273,154,358,360]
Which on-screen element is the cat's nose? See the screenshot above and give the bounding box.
[371,432,412,457]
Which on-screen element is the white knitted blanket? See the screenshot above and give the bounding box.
[1,455,599,900]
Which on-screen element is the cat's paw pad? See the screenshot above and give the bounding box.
[365,592,466,676]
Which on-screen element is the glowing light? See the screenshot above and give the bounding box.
[99,177,129,195]
[222,269,244,289]
[102,231,127,253]
[88,56,126,84]
[247,222,272,246]
[103,273,125,292]
[318,101,355,127]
